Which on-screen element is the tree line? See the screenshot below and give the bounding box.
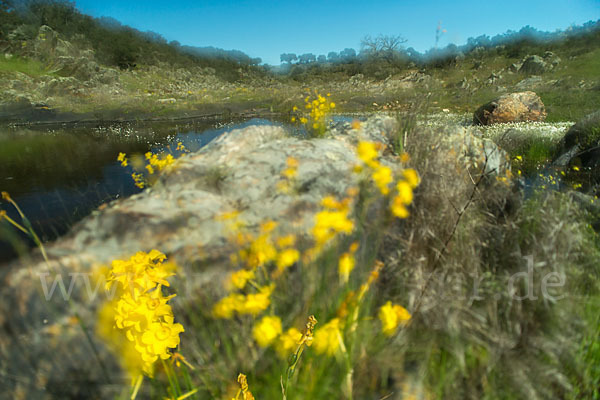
[0,0,265,81]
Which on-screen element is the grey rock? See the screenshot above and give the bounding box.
[515,75,544,89]
[519,55,548,75]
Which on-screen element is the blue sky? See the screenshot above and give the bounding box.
[74,0,600,65]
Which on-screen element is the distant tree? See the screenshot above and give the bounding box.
[280,53,297,64]
[298,53,316,64]
[250,57,262,65]
[339,48,356,61]
[361,34,407,63]
[317,54,327,63]
[142,30,167,44]
[327,51,339,63]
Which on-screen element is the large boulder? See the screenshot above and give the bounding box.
[473,91,547,125]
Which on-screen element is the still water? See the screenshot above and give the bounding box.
[0,117,283,263]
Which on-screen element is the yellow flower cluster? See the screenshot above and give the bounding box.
[291,90,336,136]
[227,269,255,291]
[312,196,355,250]
[390,169,420,218]
[102,250,184,376]
[356,141,392,195]
[117,149,178,189]
[252,315,316,360]
[212,284,275,319]
[131,172,145,189]
[145,152,175,175]
[355,141,420,218]
[378,301,411,336]
[214,216,302,320]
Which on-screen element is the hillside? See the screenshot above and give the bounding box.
[0,1,598,123]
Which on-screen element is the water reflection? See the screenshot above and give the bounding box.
[0,117,283,263]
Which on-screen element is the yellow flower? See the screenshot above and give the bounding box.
[313,318,343,356]
[390,196,410,218]
[276,248,300,271]
[281,167,297,179]
[378,301,411,336]
[106,250,171,292]
[240,234,277,268]
[139,315,184,362]
[275,327,302,359]
[372,165,393,195]
[338,252,355,283]
[96,301,147,377]
[227,269,255,290]
[291,116,296,122]
[396,180,414,205]
[212,293,244,319]
[399,152,410,163]
[117,152,128,167]
[300,117,308,124]
[276,234,296,248]
[312,209,354,247]
[402,169,420,188]
[320,196,345,210]
[357,141,378,165]
[330,102,335,108]
[253,315,282,347]
[238,285,275,315]
[114,288,174,334]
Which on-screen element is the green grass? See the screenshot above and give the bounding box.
[0,56,50,77]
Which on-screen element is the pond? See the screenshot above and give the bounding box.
[0,117,286,264]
